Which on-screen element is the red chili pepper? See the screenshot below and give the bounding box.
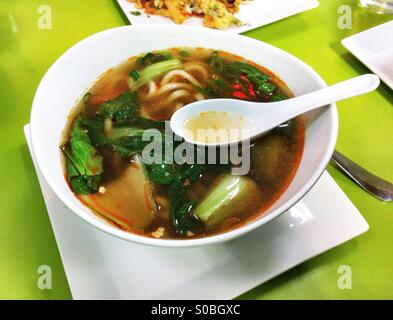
[233,91,247,99]
[240,75,256,97]
[231,83,242,90]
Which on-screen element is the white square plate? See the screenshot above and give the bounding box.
[117,0,319,33]
[24,124,368,300]
[342,20,393,91]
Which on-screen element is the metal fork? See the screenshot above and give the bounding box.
[331,150,393,202]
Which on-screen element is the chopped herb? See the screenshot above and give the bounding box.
[270,94,288,102]
[136,51,173,68]
[179,50,190,58]
[83,92,91,104]
[130,11,141,16]
[129,70,141,81]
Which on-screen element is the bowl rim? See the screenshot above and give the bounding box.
[30,25,338,248]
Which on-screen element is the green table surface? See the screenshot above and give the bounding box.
[0,0,392,300]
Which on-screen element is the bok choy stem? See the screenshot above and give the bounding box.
[128,59,183,91]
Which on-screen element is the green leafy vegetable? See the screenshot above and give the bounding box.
[171,198,197,236]
[181,163,202,182]
[69,175,101,195]
[207,51,281,100]
[137,51,173,67]
[108,127,145,139]
[202,79,232,98]
[91,89,166,157]
[62,116,103,194]
[148,163,179,184]
[96,89,165,131]
[226,62,270,83]
[142,141,233,236]
[98,91,139,126]
[168,179,198,236]
[68,117,103,176]
[145,162,203,236]
[136,117,165,131]
[115,130,164,157]
[83,117,112,146]
[115,106,139,126]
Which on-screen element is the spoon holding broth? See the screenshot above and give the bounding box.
[171,74,380,146]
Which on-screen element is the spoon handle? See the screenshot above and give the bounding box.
[269,74,380,121]
[331,150,393,202]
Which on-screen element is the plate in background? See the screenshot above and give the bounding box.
[24,124,368,299]
[342,20,393,91]
[117,0,319,34]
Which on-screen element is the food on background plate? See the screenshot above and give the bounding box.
[129,0,247,29]
[61,47,304,239]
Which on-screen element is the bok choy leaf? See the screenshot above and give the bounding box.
[62,116,103,194]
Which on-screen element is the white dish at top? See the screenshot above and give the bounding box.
[30,25,338,248]
[342,20,393,91]
[117,0,320,33]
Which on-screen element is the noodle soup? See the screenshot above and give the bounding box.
[61,48,304,239]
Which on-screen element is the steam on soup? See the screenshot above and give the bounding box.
[61,48,304,239]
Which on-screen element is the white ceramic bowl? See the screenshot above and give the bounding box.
[31,25,338,248]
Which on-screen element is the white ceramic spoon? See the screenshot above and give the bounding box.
[170,74,380,146]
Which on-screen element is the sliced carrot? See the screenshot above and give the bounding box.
[89,80,129,108]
